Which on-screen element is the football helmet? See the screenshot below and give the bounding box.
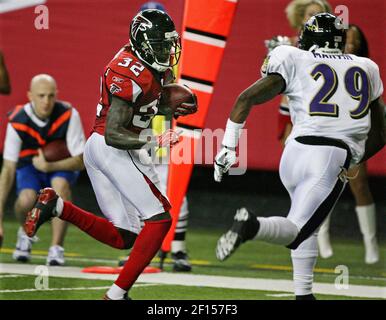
[130,9,181,72]
[299,13,346,53]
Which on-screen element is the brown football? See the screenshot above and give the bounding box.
[159,83,196,114]
[42,139,71,162]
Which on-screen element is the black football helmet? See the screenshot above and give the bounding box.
[299,13,346,52]
[130,9,181,72]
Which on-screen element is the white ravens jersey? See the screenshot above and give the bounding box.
[261,45,384,164]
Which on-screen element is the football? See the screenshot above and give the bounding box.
[159,83,197,115]
[42,139,71,162]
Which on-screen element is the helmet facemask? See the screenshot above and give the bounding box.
[140,31,181,72]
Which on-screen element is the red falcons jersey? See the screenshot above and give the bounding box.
[93,45,171,135]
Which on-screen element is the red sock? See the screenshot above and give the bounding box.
[114,218,171,290]
[61,201,126,249]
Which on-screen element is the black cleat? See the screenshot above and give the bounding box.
[24,188,59,237]
[172,251,192,272]
[216,207,259,261]
[296,294,316,300]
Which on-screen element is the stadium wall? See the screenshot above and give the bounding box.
[0,0,384,174]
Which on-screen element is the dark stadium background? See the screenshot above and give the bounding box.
[0,0,385,240]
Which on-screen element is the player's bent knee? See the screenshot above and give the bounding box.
[116,227,137,249]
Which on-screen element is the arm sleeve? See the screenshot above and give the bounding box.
[105,69,143,103]
[261,46,295,94]
[3,123,22,162]
[66,108,86,157]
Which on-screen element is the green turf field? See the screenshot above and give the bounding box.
[0,219,385,300]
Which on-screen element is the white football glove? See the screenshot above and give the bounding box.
[214,146,237,183]
[264,35,291,54]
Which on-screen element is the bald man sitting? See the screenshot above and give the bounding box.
[0,74,86,265]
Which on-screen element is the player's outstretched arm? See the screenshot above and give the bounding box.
[229,74,285,123]
[359,97,386,163]
[105,96,150,150]
[214,74,285,182]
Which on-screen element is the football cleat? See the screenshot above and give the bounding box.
[103,292,132,300]
[216,208,259,261]
[171,251,192,272]
[24,188,59,237]
[46,245,65,266]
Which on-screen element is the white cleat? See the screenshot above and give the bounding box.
[216,231,241,261]
[12,227,38,263]
[46,245,65,266]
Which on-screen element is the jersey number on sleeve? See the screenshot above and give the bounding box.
[118,58,145,77]
[309,64,370,119]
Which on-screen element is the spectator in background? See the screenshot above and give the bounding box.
[0,74,86,265]
[317,24,379,264]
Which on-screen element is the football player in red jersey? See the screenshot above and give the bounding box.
[24,9,196,300]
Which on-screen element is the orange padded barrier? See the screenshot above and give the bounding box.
[162,0,238,252]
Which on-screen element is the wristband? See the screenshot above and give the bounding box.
[222,119,245,149]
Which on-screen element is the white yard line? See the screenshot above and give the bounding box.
[32,255,118,265]
[0,283,155,294]
[0,286,110,293]
[0,274,26,278]
[1,263,384,299]
[3,251,386,282]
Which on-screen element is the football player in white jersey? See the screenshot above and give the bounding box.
[214,13,385,300]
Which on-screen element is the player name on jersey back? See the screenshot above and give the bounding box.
[311,51,353,60]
